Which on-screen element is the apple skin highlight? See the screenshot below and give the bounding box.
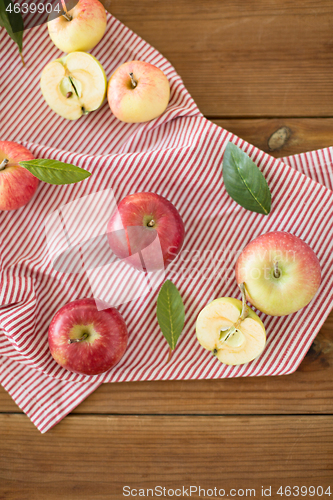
[0,141,39,211]
[48,298,129,376]
[235,231,321,316]
[107,61,170,123]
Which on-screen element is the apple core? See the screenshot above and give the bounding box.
[40,52,107,120]
[196,284,266,366]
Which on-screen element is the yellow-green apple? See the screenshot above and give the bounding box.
[0,141,39,211]
[196,285,266,365]
[107,61,170,123]
[107,192,185,271]
[235,231,321,316]
[48,298,129,375]
[40,51,107,120]
[47,0,107,53]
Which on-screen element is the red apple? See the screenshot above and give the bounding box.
[0,141,39,211]
[48,298,128,375]
[107,61,170,123]
[107,192,185,271]
[235,231,321,316]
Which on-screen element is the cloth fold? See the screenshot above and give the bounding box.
[1,14,332,432]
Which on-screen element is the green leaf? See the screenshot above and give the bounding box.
[222,142,272,215]
[0,0,23,53]
[19,159,91,185]
[156,280,185,351]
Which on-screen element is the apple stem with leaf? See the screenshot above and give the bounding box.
[0,159,9,171]
[129,72,137,89]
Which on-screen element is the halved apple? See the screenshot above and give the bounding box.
[196,284,266,365]
[40,52,107,120]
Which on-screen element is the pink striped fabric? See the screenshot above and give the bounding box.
[1,15,332,432]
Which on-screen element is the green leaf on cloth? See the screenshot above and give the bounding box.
[222,141,272,215]
[156,280,185,352]
[19,159,91,185]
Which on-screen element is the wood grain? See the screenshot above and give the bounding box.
[101,0,333,117]
[1,415,332,499]
[1,310,332,415]
[212,118,333,158]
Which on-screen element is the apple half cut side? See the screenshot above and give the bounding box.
[196,285,266,366]
[40,51,107,120]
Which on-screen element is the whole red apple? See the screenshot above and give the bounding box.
[0,141,39,211]
[235,231,321,316]
[107,192,185,271]
[48,298,129,376]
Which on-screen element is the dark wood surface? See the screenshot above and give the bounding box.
[1,1,332,498]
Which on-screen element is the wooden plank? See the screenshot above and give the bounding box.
[101,0,333,117]
[212,118,333,158]
[0,415,332,499]
[1,310,331,415]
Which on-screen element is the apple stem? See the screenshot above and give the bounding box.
[129,72,137,89]
[274,261,281,278]
[221,283,249,343]
[0,159,9,171]
[167,347,173,363]
[20,52,25,67]
[239,282,248,321]
[62,12,72,21]
[147,219,155,227]
[68,333,88,344]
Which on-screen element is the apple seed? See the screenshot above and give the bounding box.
[66,91,73,98]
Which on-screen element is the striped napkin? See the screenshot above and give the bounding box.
[1,14,332,432]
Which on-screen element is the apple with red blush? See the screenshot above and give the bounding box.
[0,141,39,211]
[107,61,170,123]
[47,0,107,53]
[107,192,185,271]
[48,298,128,375]
[235,231,321,316]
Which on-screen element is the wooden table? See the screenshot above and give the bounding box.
[1,1,332,498]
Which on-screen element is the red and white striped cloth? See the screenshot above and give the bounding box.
[1,14,332,432]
